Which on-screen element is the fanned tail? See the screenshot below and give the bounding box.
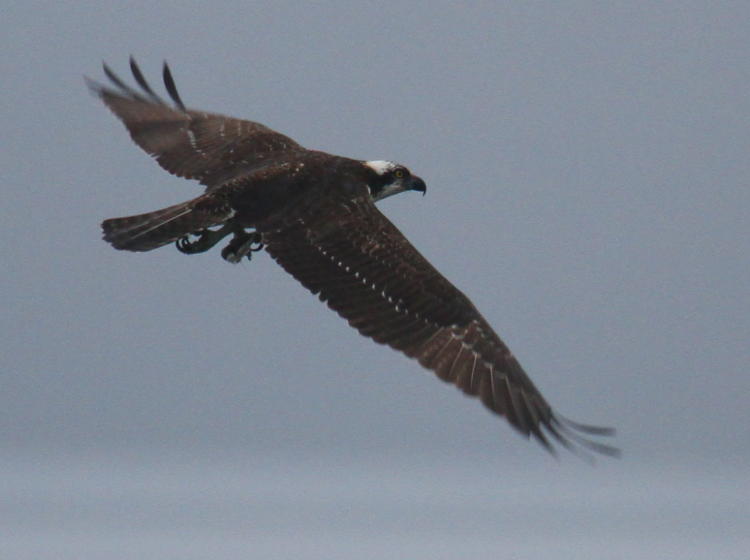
[102,198,225,252]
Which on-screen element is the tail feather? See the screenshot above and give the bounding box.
[102,198,226,251]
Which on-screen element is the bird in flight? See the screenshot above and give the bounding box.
[89,58,618,459]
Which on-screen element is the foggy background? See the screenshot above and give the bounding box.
[2,2,748,558]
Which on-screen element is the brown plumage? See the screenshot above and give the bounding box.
[90,58,618,459]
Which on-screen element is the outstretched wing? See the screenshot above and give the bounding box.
[86,57,303,189]
[262,194,619,458]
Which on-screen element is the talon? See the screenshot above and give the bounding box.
[222,244,247,263]
[221,231,263,263]
[176,235,194,253]
[175,224,235,255]
[176,231,205,254]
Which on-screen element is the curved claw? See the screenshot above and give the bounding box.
[175,236,194,253]
[245,241,263,261]
[221,231,264,263]
[175,225,235,255]
[221,244,242,262]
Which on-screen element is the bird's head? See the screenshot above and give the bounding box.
[364,160,427,201]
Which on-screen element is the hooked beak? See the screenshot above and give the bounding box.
[409,175,427,196]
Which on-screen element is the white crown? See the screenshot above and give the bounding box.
[364,160,396,175]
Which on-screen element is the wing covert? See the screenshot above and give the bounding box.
[87,58,303,189]
[262,196,618,458]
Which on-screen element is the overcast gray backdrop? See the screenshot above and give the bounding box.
[3,2,749,558]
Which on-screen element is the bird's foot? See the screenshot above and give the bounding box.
[221,231,264,263]
[176,224,233,254]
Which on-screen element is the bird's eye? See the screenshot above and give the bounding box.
[394,168,407,179]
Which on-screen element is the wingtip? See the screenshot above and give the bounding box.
[162,60,186,111]
[557,414,617,437]
[129,56,166,104]
[128,55,140,78]
[83,74,101,94]
[551,414,622,460]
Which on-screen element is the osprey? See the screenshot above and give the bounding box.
[89,58,618,459]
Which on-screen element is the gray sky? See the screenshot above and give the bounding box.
[2,2,749,558]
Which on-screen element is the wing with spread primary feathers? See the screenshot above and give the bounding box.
[261,195,619,458]
[86,57,303,189]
